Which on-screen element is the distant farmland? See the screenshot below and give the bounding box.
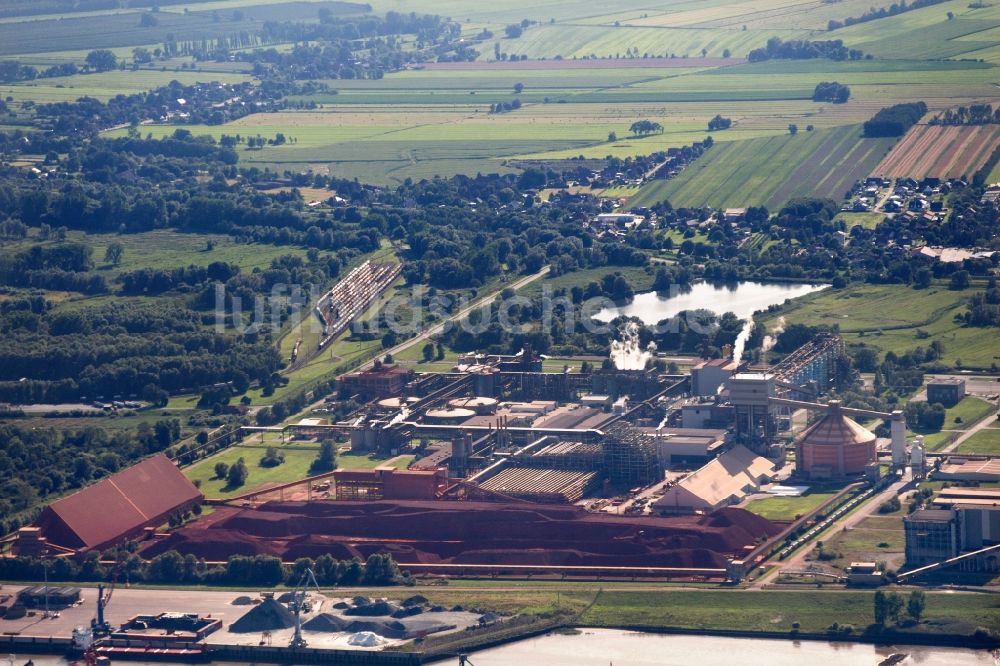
[630,124,896,210]
[872,124,1000,180]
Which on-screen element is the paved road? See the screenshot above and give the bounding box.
[291,267,551,419]
[356,266,551,374]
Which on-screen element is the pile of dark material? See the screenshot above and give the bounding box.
[142,500,780,570]
[229,597,296,633]
[301,597,452,639]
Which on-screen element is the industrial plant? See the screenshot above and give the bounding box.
[12,325,982,583]
[3,319,998,661]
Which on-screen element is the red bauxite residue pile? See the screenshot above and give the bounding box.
[141,500,780,569]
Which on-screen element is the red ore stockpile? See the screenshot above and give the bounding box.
[141,500,781,570]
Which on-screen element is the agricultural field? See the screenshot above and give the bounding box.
[1,69,251,104]
[619,0,902,31]
[0,1,365,56]
[832,0,1000,61]
[630,124,894,209]
[873,124,1000,180]
[73,43,993,184]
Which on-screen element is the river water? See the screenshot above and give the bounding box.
[594,281,827,325]
[13,629,995,666]
[464,628,998,665]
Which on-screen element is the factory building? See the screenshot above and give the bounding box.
[934,457,1000,483]
[333,468,448,501]
[932,488,1000,551]
[33,454,202,553]
[904,488,1000,566]
[904,509,960,566]
[645,427,727,466]
[926,378,966,406]
[690,358,739,396]
[681,400,733,429]
[341,364,412,399]
[479,468,599,503]
[794,402,877,479]
[653,445,776,514]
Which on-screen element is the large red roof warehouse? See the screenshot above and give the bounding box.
[36,453,202,552]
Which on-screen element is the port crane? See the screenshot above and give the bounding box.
[288,568,323,649]
[92,552,126,636]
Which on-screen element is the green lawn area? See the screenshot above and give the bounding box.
[957,427,1000,455]
[337,451,396,470]
[945,396,996,429]
[824,514,906,570]
[833,212,885,231]
[766,282,1000,369]
[744,490,838,521]
[183,444,319,500]
[914,430,956,451]
[576,589,999,634]
[517,264,656,299]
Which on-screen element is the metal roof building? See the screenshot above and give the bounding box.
[35,454,202,552]
[653,445,776,514]
[795,404,877,479]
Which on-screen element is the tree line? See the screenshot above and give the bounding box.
[827,0,950,32]
[747,37,865,63]
[0,551,405,589]
[863,102,927,137]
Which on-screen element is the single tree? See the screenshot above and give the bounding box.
[886,592,904,624]
[311,439,337,474]
[85,49,117,72]
[422,341,435,362]
[227,457,248,488]
[260,446,284,468]
[950,270,970,290]
[214,462,229,480]
[788,123,798,135]
[907,590,926,622]
[873,590,888,625]
[104,241,124,266]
